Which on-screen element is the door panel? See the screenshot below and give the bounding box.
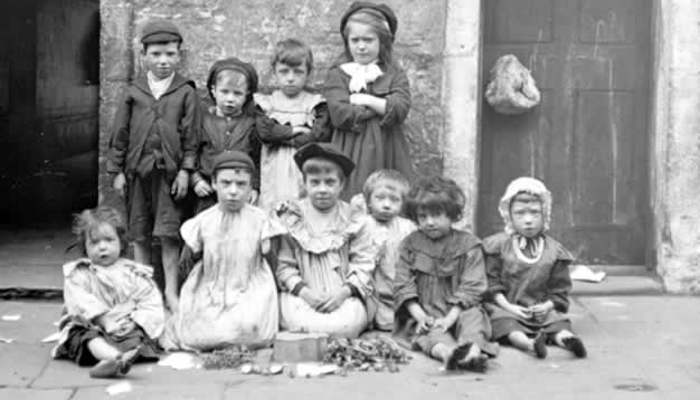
[478,0,651,264]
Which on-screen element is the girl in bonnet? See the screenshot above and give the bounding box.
[483,177,587,359]
[323,1,413,200]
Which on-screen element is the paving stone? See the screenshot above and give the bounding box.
[0,388,73,400]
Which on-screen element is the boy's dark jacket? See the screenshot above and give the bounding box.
[107,72,198,179]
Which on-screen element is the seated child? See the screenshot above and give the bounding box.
[52,207,164,378]
[191,57,262,212]
[393,177,498,372]
[352,170,415,331]
[483,177,586,359]
[161,151,283,351]
[255,38,331,210]
[275,143,374,338]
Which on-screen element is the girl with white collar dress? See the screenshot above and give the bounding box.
[323,1,413,200]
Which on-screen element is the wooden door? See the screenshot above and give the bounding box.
[477,0,651,265]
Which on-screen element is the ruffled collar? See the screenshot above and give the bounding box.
[340,62,383,93]
[275,199,366,254]
[511,234,545,264]
[405,229,480,260]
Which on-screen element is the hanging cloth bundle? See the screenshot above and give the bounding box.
[485,54,541,115]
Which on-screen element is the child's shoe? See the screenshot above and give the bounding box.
[89,346,141,378]
[446,342,488,373]
[562,336,587,358]
[533,332,547,359]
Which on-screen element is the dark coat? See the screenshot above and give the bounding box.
[107,73,198,179]
[324,62,413,200]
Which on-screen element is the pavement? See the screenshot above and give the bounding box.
[1,295,699,400]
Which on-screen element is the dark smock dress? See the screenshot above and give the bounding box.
[483,232,574,339]
[191,106,261,213]
[393,229,498,356]
[324,62,413,200]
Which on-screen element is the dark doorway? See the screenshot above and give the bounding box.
[0,0,99,228]
[477,0,652,265]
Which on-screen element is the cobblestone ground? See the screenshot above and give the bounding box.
[1,296,698,399]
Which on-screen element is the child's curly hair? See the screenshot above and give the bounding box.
[72,207,127,256]
[405,176,465,222]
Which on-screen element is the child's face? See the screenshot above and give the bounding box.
[368,182,403,223]
[346,21,380,65]
[304,168,343,212]
[212,71,249,117]
[142,42,180,79]
[213,168,252,212]
[273,62,309,98]
[85,223,121,267]
[416,208,452,240]
[510,199,544,238]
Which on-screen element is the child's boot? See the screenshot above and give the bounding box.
[89,346,141,378]
[533,332,547,359]
[562,336,587,358]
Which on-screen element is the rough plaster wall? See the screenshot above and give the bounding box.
[653,0,700,293]
[99,0,447,206]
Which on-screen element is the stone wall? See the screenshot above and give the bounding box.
[651,0,700,293]
[98,0,448,207]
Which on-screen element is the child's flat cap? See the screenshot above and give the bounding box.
[294,143,355,177]
[212,151,255,173]
[141,19,182,44]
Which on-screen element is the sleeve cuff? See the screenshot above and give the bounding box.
[291,281,307,296]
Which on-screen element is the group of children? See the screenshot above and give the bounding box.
[52,2,586,379]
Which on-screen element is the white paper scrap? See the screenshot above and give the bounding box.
[41,332,61,343]
[157,352,202,370]
[106,381,133,396]
[570,265,606,283]
[1,314,21,321]
[0,337,14,344]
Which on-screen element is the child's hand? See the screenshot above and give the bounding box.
[414,314,434,335]
[292,126,312,136]
[507,304,533,320]
[171,170,189,200]
[299,287,328,310]
[112,316,136,337]
[113,173,126,197]
[317,286,352,313]
[193,180,213,197]
[529,301,554,321]
[433,307,460,332]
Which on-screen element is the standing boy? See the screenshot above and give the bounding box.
[107,20,198,312]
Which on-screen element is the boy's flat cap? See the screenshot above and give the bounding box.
[141,19,182,44]
[294,143,355,177]
[212,150,255,173]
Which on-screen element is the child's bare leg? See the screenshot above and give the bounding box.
[133,240,151,265]
[552,329,587,358]
[87,337,120,361]
[430,343,455,364]
[508,331,547,358]
[161,237,180,312]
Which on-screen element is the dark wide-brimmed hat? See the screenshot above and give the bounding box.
[206,57,259,102]
[140,19,182,44]
[294,143,355,177]
[340,2,398,40]
[212,150,255,174]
